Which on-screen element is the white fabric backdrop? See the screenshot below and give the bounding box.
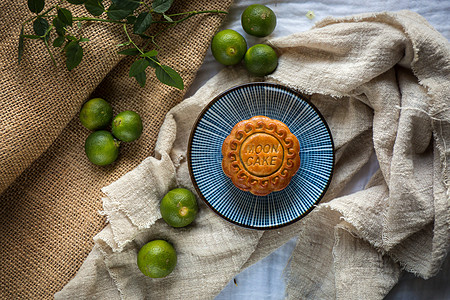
[184,0,450,299]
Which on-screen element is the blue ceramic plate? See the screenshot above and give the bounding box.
[188,83,334,230]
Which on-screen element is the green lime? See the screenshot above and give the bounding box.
[137,240,177,278]
[244,44,278,76]
[160,188,198,228]
[111,111,143,142]
[79,98,113,131]
[211,29,247,66]
[241,4,277,37]
[85,130,120,166]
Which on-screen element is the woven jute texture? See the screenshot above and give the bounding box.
[0,0,232,298]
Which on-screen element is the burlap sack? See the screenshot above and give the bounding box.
[0,0,233,299]
[55,10,450,300]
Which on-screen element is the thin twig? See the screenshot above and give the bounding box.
[142,9,227,50]
[43,38,57,67]
[166,10,228,18]
[73,17,127,24]
[123,24,145,55]
[123,24,161,67]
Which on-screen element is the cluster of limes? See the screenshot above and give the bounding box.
[137,188,198,278]
[80,98,143,166]
[211,4,278,76]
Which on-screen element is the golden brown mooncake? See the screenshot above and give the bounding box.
[221,115,301,196]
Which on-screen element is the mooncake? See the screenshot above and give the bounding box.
[221,115,300,196]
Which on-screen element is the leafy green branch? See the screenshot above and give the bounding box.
[122,23,183,89]
[19,0,228,89]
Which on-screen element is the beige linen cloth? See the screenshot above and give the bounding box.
[56,11,449,299]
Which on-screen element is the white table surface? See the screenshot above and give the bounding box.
[185,1,450,299]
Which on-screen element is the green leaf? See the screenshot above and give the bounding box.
[22,34,41,39]
[33,17,49,37]
[65,41,83,70]
[67,0,86,4]
[66,35,77,41]
[133,12,153,35]
[57,8,73,27]
[79,37,90,42]
[110,0,139,5]
[63,41,71,51]
[117,41,131,47]
[140,50,158,58]
[85,0,105,16]
[146,56,159,68]
[136,33,152,40]
[129,58,150,77]
[163,14,173,22]
[155,65,183,90]
[28,0,45,14]
[107,0,140,20]
[133,71,146,87]
[53,17,66,36]
[18,26,24,64]
[152,0,174,13]
[126,15,137,24]
[118,48,140,55]
[106,5,131,20]
[53,35,65,47]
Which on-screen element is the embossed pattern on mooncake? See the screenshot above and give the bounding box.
[222,115,301,196]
